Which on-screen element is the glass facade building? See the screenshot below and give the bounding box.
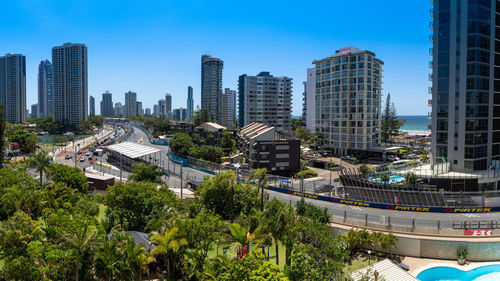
[431,0,500,171]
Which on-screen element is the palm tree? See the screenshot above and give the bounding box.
[405,172,417,186]
[359,164,370,178]
[249,168,268,211]
[149,226,188,279]
[379,172,390,185]
[28,151,51,184]
[226,222,271,260]
[259,199,295,266]
[129,163,163,184]
[64,225,97,281]
[94,236,121,281]
[119,232,151,281]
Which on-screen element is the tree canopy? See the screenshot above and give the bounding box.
[8,129,40,154]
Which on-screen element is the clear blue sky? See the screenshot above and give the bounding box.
[1,0,431,116]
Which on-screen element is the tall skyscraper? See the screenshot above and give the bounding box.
[181,108,187,121]
[31,104,38,118]
[313,47,383,155]
[431,0,500,172]
[100,91,113,116]
[158,99,166,117]
[302,68,316,132]
[0,53,26,124]
[124,91,137,117]
[187,86,194,120]
[165,93,172,118]
[114,102,123,116]
[201,55,223,122]
[173,108,181,121]
[136,101,143,116]
[238,72,293,134]
[220,88,236,127]
[89,96,95,116]
[52,43,88,126]
[38,60,52,118]
[145,108,151,116]
[153,104,158,116]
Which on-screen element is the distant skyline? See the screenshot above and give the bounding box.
[1,0,431,116]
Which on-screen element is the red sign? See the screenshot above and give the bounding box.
[464,230,493,236]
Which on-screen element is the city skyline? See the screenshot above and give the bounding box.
[1,0,431,117]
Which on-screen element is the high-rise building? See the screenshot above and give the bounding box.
[100,91,113,116]
[430,0,500,172]
[220,88,236,127]
[173,108,181,121]
[302,68,316,132]
[158,99,166,117]
[31,104,38,118]
[153,104,158,116]
[313,47,383,155]
[181,108,187,121]
[89,96,95,116]
[187,86,194,120]
[0,53,26,124]
[136,101,143,116]
[145,108,151,116]
[52,43,88,126]
[114,102,124,116]
[165,93,172,118]
[124,91,137,117]
[38,60,52,118]
[238,72,293,134]
[201,55,223,122]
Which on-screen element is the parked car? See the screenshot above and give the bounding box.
[404,153,419,159]
[77,150,83,154]
[314,184,335,194]
[79,156,85,162]
[65,154,73,159]
[341,155,352,160]
[85,152,91,156]
[386,155,400,161]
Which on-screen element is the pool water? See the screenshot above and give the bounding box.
[417,265,500,281]
[374,175,405,184]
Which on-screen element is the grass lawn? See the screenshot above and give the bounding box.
[96,204,107,222]
[208,240,287,269]
[343,254,382,274]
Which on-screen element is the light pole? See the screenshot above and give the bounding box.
[180,162,183,199]
[300,159,313,193]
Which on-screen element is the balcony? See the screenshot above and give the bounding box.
[429,47,433,56]
[430,8,434,17]
[429,73,432,81]
[428,86,432,94]
[429,21,433,31]
[428,99,432,106]
[429,61,433,68]
[429,34,433,44]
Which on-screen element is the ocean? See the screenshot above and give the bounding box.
[399,115,430,132]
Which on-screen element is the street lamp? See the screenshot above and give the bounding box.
[300,159,313,193]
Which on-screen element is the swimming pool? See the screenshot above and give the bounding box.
[417,264,500,281]
[373,175,405,184]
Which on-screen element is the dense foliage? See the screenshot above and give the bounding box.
[8,129,40,153]
[0,153,397,280]
[170,133,225,163]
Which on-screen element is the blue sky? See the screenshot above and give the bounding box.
[1,0,431,116]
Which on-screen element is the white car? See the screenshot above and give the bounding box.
[80,156,85,162]
[85,152,91,156]
[386,155,400,161]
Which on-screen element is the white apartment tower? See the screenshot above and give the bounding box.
[302,68,316,132]
[238,72,293,134]
[125,91,137,117]
[52,43,88,126]
[313,47,383,155]
[0,53,26,124]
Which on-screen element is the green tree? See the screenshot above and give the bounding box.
[63,225,97,281]
[8,129,40,154]
[381,93,401,143]
[379,172,390,185]
[405,172,417,186]
[358,164,370,177]
[220,131,236,156]
[418,138,427,152]
[28,151,52,184]
[0,210,45,259]
[150,225,188,279]
[196,170,260,220]
[129,163,164,184]
[216,252,288,281]
[88,115,104,128]
[104,182,184,232]
[249,168,268,211]
[47,163,89,193]
[169,133,194,156]
[295,198,330,224]
[286,244,343,281]
[191,108,213,126]
[76,120,94,134]
[189,145,224,163]
[259,199,295,266]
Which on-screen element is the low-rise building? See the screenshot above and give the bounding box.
[236,122,300,177]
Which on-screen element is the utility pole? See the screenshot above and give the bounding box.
[120,153,123,182]
[180,163,183,199]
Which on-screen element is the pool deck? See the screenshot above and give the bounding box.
[406,256,500,277]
